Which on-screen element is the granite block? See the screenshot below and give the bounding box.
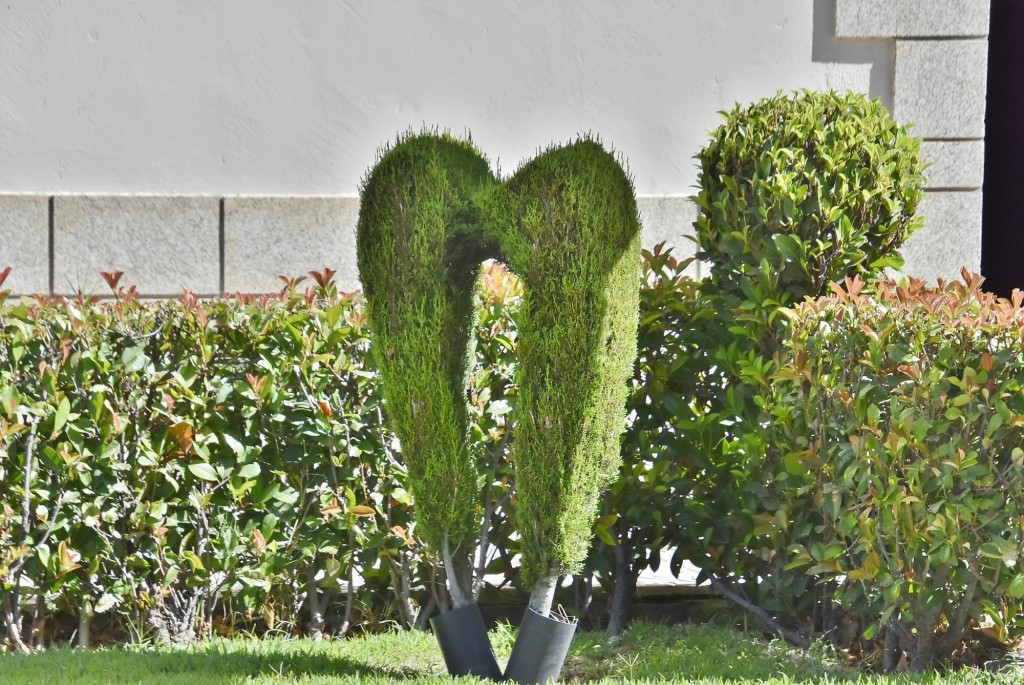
[900,190,982,283]
[224,196,360,294]
[894,39,988,139]
[836,0,990,38]
[921,140,984,189]
[0,195,49,295]
[53,196,219,296]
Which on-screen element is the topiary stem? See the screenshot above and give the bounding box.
[441,535,473,609]
[527,573,559,617]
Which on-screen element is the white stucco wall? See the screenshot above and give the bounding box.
[0,0,988,294]
[0,0,888,196]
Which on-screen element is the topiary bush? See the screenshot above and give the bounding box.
[765,273,1024,671]
[357,132,498,609]
[596,91,927,638]
[694,89,925,306]
[358,131,641,622]
[490,139,643,614]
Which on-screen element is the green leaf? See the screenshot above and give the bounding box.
[862,622,878,641]
[53,397,71,434]
[221,432,245,456]
[1008,575,1024,599]
[121,344,148,372]
[783,452,809,476]
[595,524,616,546]
[188,463,219,482]
[237,462,261,479]
[325,304,345,329]
[182,551,206,572]
[487,400,512,416]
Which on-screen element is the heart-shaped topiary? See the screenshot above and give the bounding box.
[357,131,641,616]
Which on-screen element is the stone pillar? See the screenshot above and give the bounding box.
[836,0,990,282]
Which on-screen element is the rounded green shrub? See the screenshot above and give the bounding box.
[694,90,925,303]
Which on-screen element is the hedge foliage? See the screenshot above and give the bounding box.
[0,271,518,649]
[765,274,1024,670]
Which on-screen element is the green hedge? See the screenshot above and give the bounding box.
[0,271,518,649]
[765,274,1024,671]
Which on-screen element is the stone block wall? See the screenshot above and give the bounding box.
[0,2,992,294]
[836,0,990,282]
[0,194,699,296]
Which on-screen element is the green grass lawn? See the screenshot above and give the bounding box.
[0,621,1020,685]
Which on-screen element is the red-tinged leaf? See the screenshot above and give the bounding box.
[252,529,266,553]
[179,289,199,310]
[57,539,80,573]
[317,400,333,419]
[309,268,337,288]
[277,274,308,292]
[320,504,342,516]
[0,266,10,287]
[345,311,367,329]
[100,270,124,290]
[168,422,194,452]
[350,505,375,518]
[897,364,920,380]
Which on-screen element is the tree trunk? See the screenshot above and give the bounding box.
[2,596,30,654]
[909,639,937,673]
[570,572,595,629]
[528,573,560,617]
[338,557,355,637]
[77,597,92,649]
[441,535,474,609]
[413,593,437,632]
[709,575,810,648]
[883,622,902,672]
[305,566,325,639]
[31,585,46,650]
[606,539,634,636]
[386,551,418,629]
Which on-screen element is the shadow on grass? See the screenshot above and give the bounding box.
[0,636,444,685]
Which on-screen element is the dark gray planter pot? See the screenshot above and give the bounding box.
[503,608,577,684]
[430,603,503,679]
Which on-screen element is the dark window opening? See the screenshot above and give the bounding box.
[981,0,1024,297]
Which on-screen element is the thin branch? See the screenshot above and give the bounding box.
[709,575,811,648]
[935,576,979,656]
